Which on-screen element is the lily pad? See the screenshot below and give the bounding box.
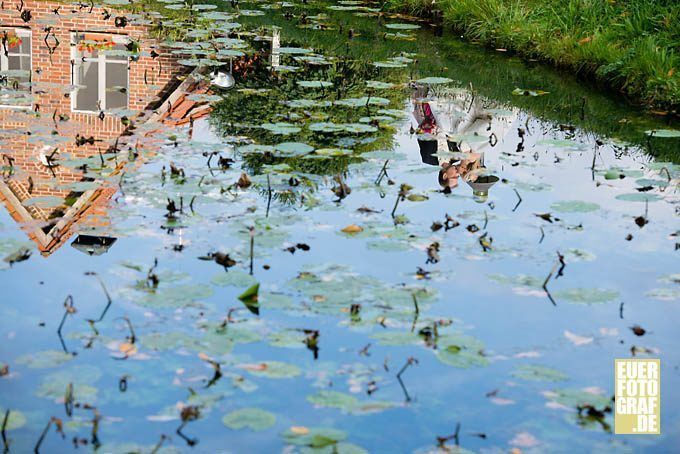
[645,288,679,301]
[366,81,396,89]
[16,350,73,368]
[297,80,333,88]
[238,283,260,315]
[307,390,358,411]
[261,122,301,135]
[36,365,101,402]
[550,200,600,213]
[371,331,420,346]
[282,427,347,448]
[553,288,619,304]
[545,388,610,409]
[645,129,680,138]
[435,334,488,368]
[512,87,549,96]
[615,193,662,202]
[0,409,26,430]
[275,142,315,157]
[512,364,568,382]
[385,23,420,30]
[222,408,276,431]
[239,361,301,378]
[416,77,453,85]
[334,97,390,107]
[211,269,258,287]
[22,196,65,208]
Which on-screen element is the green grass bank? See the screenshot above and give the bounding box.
[384,0,680,112]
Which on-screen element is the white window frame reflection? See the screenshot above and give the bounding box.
[0,27,32,109]
[71,32,129,113]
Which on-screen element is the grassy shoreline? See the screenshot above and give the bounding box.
[384,0,679,112]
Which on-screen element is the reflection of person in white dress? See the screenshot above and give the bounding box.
[411,85,515,195]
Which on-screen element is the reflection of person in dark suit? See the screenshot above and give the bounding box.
[418,138,439,166]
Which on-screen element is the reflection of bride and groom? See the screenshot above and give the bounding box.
[412,85,515,202]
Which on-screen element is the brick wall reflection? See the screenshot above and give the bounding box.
[0,0,191,256]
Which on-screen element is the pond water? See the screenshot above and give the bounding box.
[1,1,679,453]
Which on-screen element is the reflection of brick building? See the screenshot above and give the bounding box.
[0,0,211,256]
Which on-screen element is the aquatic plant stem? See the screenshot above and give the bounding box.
[375,160,389,185]
[2,409,9,453]
[57,295,75,353]
[396,357,418,402]
[266,174,272,217]
[391,194,401,218]
[512,189,522,212]
[249,226,255,275]
[542,262,558,306]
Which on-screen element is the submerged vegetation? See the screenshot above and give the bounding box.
[386,0,680,111]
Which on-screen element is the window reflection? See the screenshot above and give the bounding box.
[72,33,128,112]
[0,28,31,106]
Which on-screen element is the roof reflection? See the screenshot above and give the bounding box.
[0,0,211,256]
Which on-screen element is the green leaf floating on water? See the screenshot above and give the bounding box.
[274,142,314,157]
[269,329,307,348]
[297,80,333,88]
[416,77,453,85]
[285,99,332,108]
[645,129,680,138]
[307,390,358,411]
[635,178,669,188]
[314,148,354,157]
[512,87,550,96]
[645,288,679,301]
[307,391,395,415]
[129,284,214,308]
[385,23,420,30]
[37,365,101,402]
[309,122,377,134]
[211,269,257,287]
[615,193,662,202]
[545,388,611,409]
[435,334,489,368]
[334,97,390,107]
[366,240,411,252]
[512,364,568,382]
[406,194,428,202]
[373,60,408,68]
[487,273,543,288]
[282,427,347,447]
[16,350,73,368]
[0,408,26,431]
[222,408,276,431]
[553,288,619,304]
[239,360,300,378]
[604,170,623,180]
[371,331,420,346]
[276,47,312,54]
[550,200,600,213]
[238,283,260,315]
[366,80,396,89]
[22,196,65,208]
[261,122,302,135]
[536,139,586,150]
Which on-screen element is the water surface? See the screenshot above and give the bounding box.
[1,1,679,452]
